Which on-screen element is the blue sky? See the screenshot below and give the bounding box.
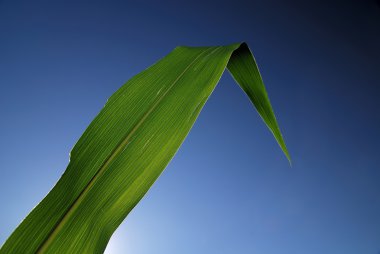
[0,0,379,253]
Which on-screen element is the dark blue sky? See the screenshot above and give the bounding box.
[1,0,379,253]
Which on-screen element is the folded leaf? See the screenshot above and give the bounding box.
[0,42,289,254]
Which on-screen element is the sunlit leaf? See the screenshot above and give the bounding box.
[0,42,289,254]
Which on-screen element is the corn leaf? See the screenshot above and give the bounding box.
[0,42,289,254]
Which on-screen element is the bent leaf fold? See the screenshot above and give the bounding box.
[0,42,289,254]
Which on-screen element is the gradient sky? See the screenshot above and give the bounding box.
[1,0,380,253]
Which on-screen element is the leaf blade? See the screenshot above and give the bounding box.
[0,42,289,254]
[227,43,290,162]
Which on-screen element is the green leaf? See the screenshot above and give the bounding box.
[227,43,290,162]
[0,42,289,254]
